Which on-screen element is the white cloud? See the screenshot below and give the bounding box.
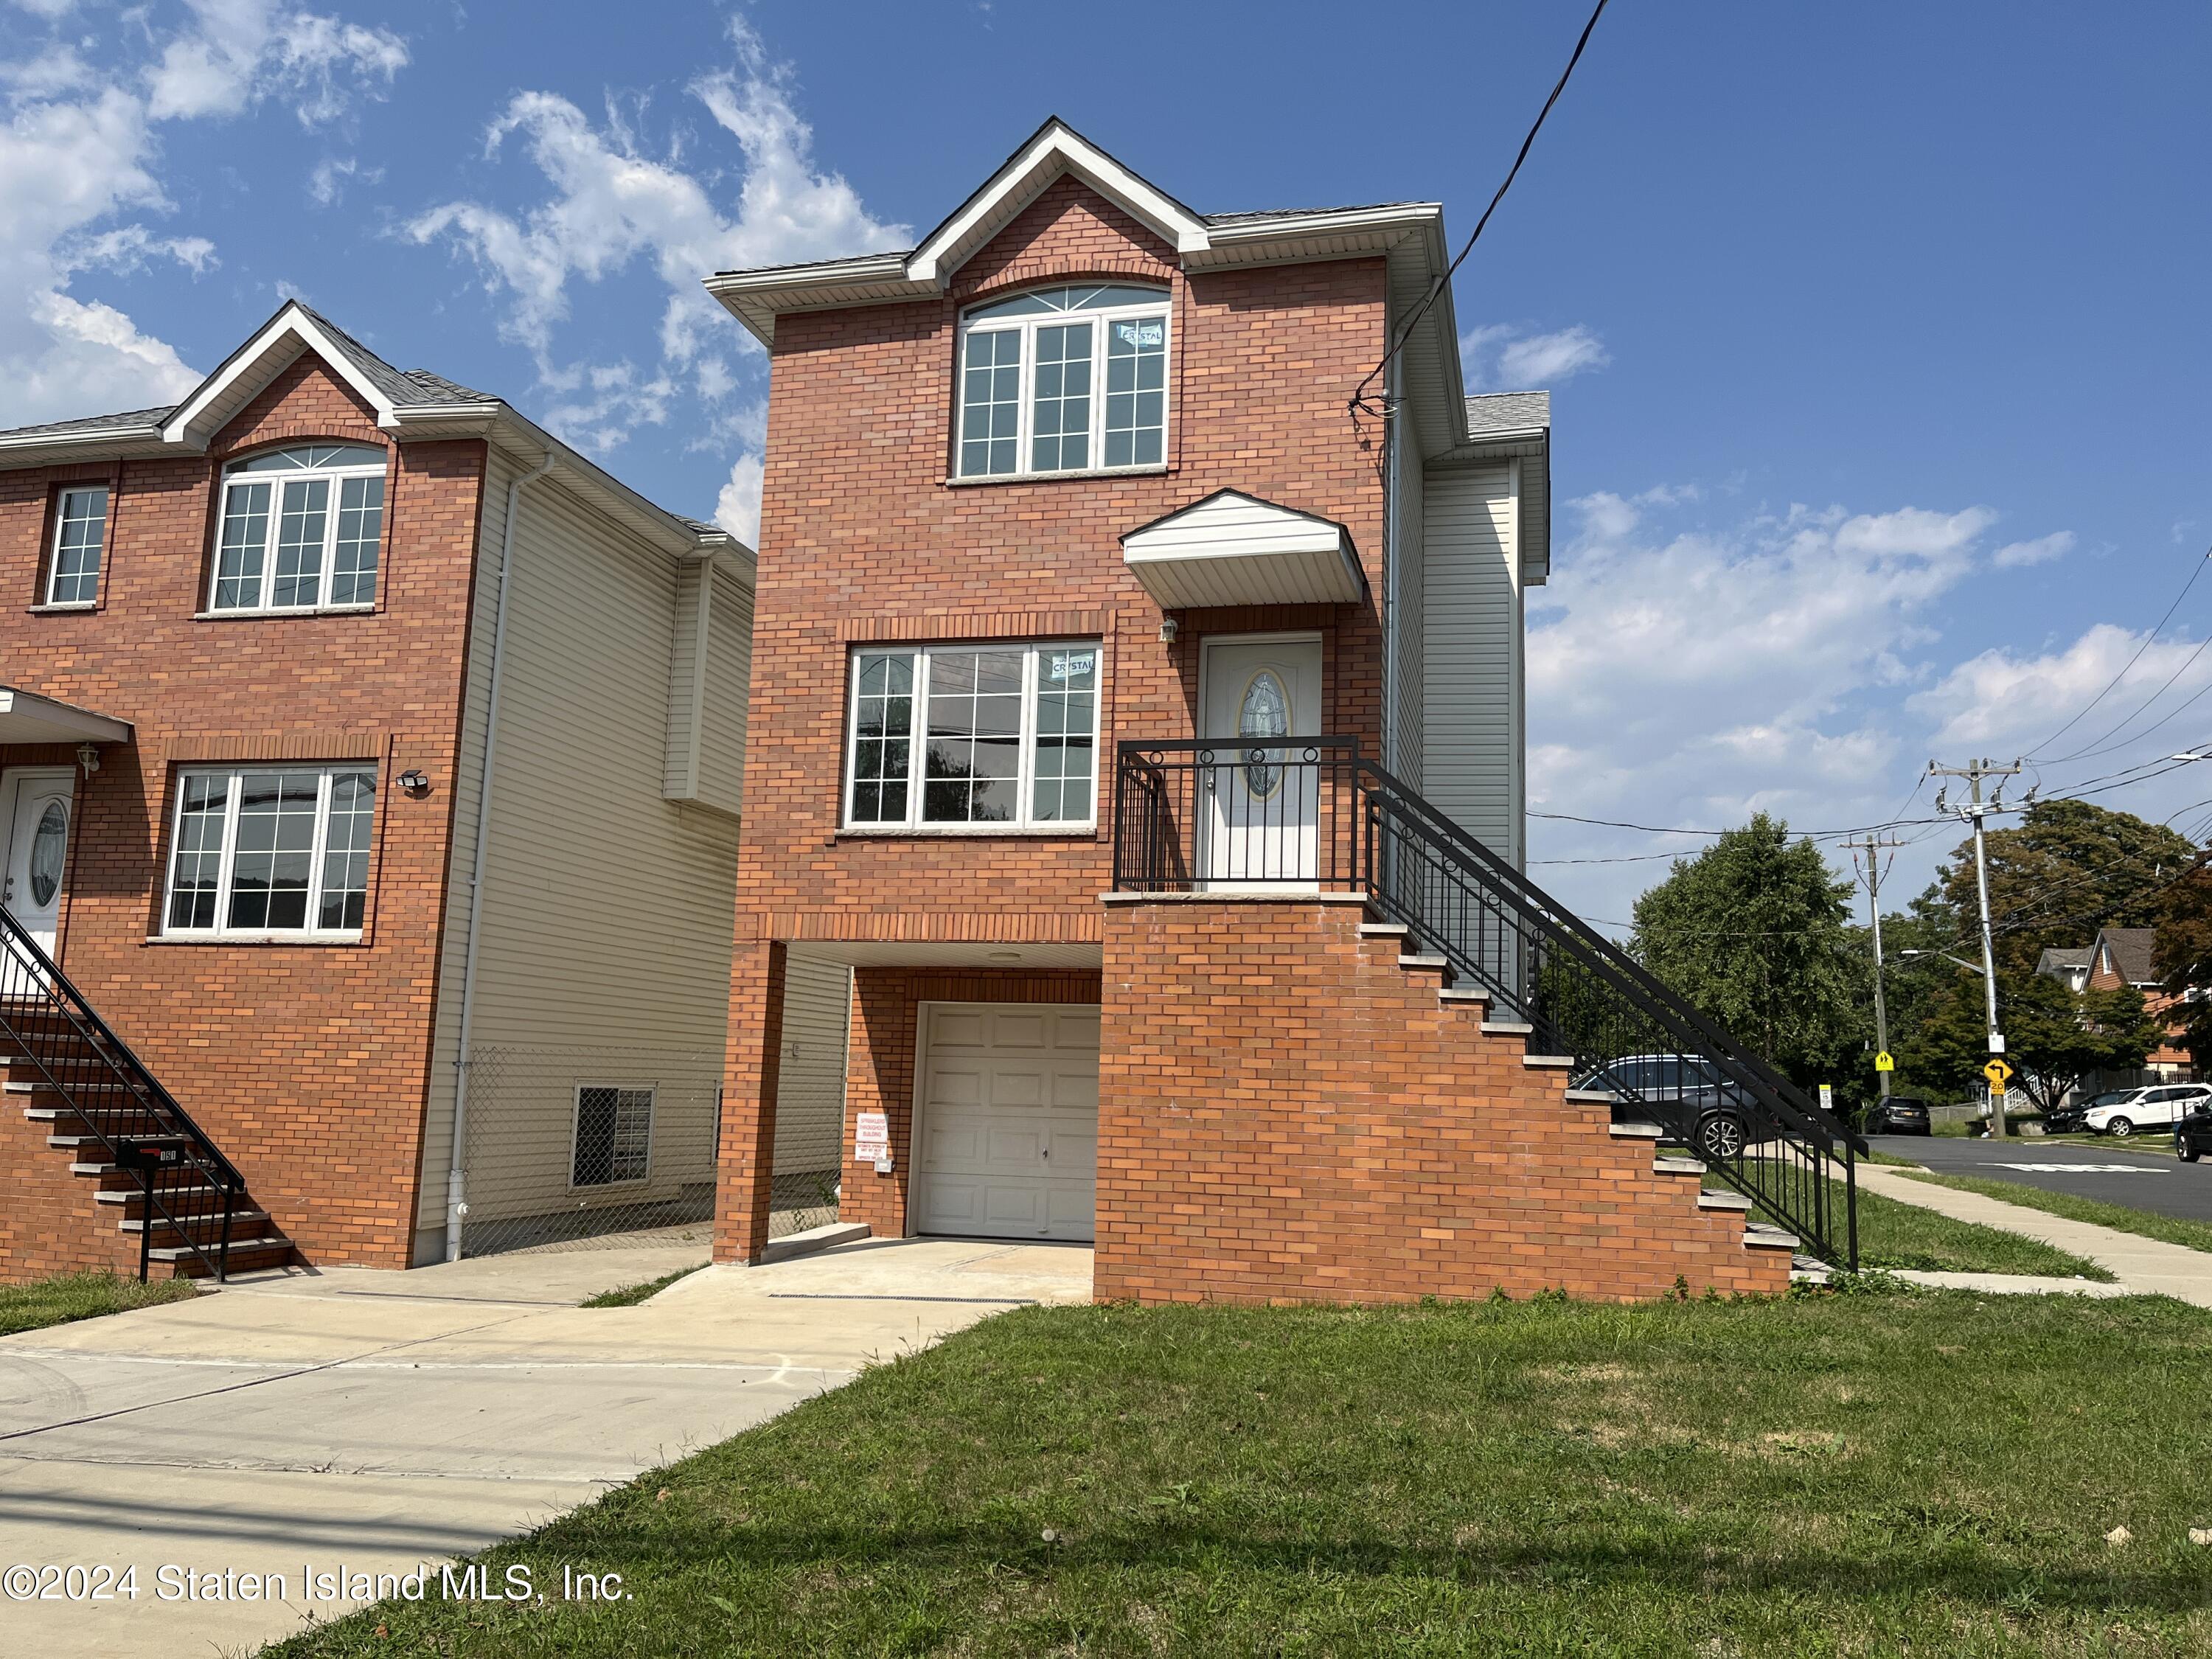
[307,153,379,206]
[716,453,763,546]
[1526,493,2002,919]
[1992,529,2075,569]
[1908,624,2212,757]
[147,1,407,127]
[0,3,411,428]
[1462,322,1609,391]
[407,18,902,525]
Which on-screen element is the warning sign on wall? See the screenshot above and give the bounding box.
[854,1110,889,1161]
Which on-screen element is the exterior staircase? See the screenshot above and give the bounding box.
[0,910,293,1281]
[1113,738,1864,1270]
[1357,917,1805,1280]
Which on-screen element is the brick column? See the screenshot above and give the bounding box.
[714,938,785,1265]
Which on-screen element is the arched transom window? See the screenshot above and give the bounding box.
[210,443,388,613]
[956,284,1170,480]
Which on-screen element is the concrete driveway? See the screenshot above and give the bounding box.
[0,1236,1091,1657]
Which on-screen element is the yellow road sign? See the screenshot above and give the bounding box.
[1983,1057,2014,1091]
[1874,1051,1894,1073]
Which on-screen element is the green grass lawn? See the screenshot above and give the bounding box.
[0,1270,196,1336]
[580,1266,704,1308]
[1705,1166,2112,1279]
[1902,1170,2212,1259]
[267,1289,2212,1657]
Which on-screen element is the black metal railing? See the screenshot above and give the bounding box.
[1113,739,1862,1267]
[0,904,246,1281]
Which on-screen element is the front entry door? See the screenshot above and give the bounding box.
[1199,636,1324,886]
[2,768,75,959]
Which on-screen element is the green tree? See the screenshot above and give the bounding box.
[1901,967,2162,1113]
[1630,814,1860,1087]
[1936,798,2196,977]
[2151,856,2212,1067]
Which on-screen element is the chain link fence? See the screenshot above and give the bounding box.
[458,1045,720,1257]
[456,1003,853,1257]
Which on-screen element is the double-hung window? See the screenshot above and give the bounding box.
[845,641,1100,830]
[209,445,387,613]
[572,1085,654,1187]
[164,765,376,938]
[46,486,108,605]
[956,285,1170,479]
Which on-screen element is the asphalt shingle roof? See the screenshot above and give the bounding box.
[2097,927,2159,986]
[1464,390,1550,434]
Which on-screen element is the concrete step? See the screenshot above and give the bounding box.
[1744,1224,1802,1252]
[48,1132,185,1150]
[1481,1020,1534,1037]
[121,1210,269,1237]
[1610,1121,1666,1140]
[150,1237,292,1271]
[1563,1086,1618,1105]
[1523,1054,1576,1069]
[1652,1155,1705,1177]
[1697,1189,1754,1213]
[1357,922,1411,941]
[1397,953,1451,977]
[1438,987,1489,1006]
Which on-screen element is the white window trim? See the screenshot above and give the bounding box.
[160,765,375,942]
[842,639,1103,834]
[45,484,109,608]
[208,449,390,616]
[569,1082,655,1190]
[955,291,1172,481]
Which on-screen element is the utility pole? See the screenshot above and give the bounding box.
[1848,835,1905,1101]
[1930,757,2023,1136]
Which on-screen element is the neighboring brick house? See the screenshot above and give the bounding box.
[2038,925,2197,1088]
[705,120,1826,1303]
[0,302,752,1280]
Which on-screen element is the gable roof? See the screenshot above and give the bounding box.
[0,302,743,566]
[2094,927,2158,986]
[703,117,1474,458]
[2037,945,2093,975]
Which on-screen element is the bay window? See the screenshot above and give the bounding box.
[164,765,376,937]
[209,444,387,613]
[845,641,1100,830]
[956,285,1169,479]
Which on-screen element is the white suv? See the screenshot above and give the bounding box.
[2084,1084,2212,1138]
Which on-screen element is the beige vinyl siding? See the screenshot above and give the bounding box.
[661,560,751,817]
[1389,397,1426,786]
[414,450,512,1259]
[417,457,746,1248]
[698,563,751,817]
[1422,461,1521,863]
[774,954,852,1180]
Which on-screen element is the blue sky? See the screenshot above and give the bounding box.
[7,1,2210,925]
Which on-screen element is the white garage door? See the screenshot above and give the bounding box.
[913,1003,1099,1242]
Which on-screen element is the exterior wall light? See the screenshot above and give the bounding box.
[75,743,101,776]
[1159,617,1179,644]
[398,769,431,796]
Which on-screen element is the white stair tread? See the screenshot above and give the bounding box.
[1610,1121,1666,1139]
[1652,1156,1705,1175]
[1698,1190,1754,1211]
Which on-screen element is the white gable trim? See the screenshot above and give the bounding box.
[907,120,1208,284]
[160,303,400,447]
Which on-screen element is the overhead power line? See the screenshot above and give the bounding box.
[1346,0,1612,422]
[2024,542,2212,760]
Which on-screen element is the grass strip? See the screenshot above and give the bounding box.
[1900,1169,2212,1259]
[0,1270,197,1336]
[581,1266,704,1308]
[267,1290,2212,1658]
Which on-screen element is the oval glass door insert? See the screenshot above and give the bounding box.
[29,800,67,906]
[1239,669,1289,799]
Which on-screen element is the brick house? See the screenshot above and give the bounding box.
[2038,925,2197,1089]
[705,121,1846,1303]
[0,302,752,1280]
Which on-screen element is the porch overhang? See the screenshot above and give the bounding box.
[0,687,131,747]
[1119,489,1365,611]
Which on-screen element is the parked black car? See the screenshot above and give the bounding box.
[2179,1099,2212,1164]
[1570,1052,1755,1161]
[1862,1095,1931,1135]
[2045,1089,2134,1136]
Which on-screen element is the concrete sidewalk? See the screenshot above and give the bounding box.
[1859,1164,2212,1307]
[0,1236,1091,1657]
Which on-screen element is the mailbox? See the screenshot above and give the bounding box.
[115,1139,183,1174]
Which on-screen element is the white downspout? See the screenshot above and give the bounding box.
[445,449,555,1261]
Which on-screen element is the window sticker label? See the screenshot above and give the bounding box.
[1048,650,1096,681]
[1115,321,1164,348]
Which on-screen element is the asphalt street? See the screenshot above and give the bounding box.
[1866,1132,2212,1224]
